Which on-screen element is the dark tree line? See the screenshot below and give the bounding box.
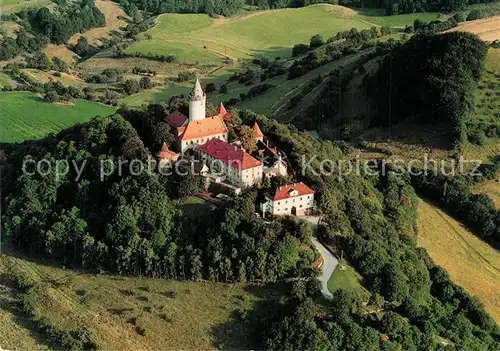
[119,0,245,17]
[367,32,488,145]
[338,0,498,14]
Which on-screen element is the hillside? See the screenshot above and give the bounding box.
[0,91,115,142]
[124,5,436,63]
[0,253,278,350]
[417,199,500,322]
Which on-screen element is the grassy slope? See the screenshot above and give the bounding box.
[462,48,500,164]
[0,91,115,143]
[0,254,277,350]
[127,5,429,63]
[355,8,440,27]
[327,259,370,300]
[417,199,500,323]
[0,0,51,14]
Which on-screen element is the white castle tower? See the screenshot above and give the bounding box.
[189,77,206,121]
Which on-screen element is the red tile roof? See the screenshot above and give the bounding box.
[166,110,188,128]
[157,142,178,159]
[180,116,227,141]
[252,122,264,138]
[273,182,314,201]
[197,138,262,170]
[216,102,232,120]
[180,116,227,140]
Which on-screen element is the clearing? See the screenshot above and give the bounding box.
[0,91,115,143]
[447,16,500,41]
[0,253,280,350]
[417,199,500,322]
[125,5,436,63]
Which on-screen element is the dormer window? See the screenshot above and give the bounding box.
[288,189,298,197]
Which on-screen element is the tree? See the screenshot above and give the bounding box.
[238,125,257,153]
[75,36,89,56]
[139,76,153,90]
[292,43,310,57]
[309,34,324,49]
[219,83,228,94]
[124,79,141,95]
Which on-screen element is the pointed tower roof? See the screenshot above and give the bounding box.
[191,77,205,100]
[252,122,264,139]
[157,142,178,159]
[217,103,227,117]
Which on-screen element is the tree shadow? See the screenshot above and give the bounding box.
[0,274,57,349]
[210,282,286,350]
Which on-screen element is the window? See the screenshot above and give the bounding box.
[299,205,303,208]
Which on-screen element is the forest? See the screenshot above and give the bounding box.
[0,0,105,60]
[367,31,488,145]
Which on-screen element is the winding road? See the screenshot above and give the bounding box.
[304,216,339,300]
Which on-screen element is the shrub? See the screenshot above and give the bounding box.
[292,44,309,57]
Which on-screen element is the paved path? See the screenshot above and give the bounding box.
[303,216,338,300]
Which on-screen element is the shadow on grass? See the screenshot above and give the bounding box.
[0,273,57,349]
[210,282,287,350]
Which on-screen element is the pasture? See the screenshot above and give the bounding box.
[448,16,500,41]
[472,180,500,209]
[126,5,427,63]
[0,0,51,14]
[0,91,115,142]
[0,253,279,350]
[417,199,500,322]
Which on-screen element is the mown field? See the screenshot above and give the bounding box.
[0,91,115,142]
[0,0,51,14]
[0,253,279,350]
[124,5,436,64]
[327,259,370,300]
[417,199,500,322]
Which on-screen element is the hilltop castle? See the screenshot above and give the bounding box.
[166,78,230,154]
[157,79,314,215]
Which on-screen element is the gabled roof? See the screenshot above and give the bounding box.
[166,110,188,128]
[157,142,178,159]
[252,122,264,138]
[272,182,314,201]
[197,138,262,170]
[180,116,227,141]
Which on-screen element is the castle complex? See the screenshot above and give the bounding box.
[157,78,315,216]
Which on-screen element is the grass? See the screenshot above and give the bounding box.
[125,5,375,63]
[355,8,440,27]
[126,5,444,63]
[0,71,12,88]
[327,259,370,300]
[0,253,279,350]
[121,83,192,108]
[0,0,51,14]
[417,199,500,323]
[0,91,115,142]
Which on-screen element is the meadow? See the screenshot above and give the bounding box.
[472,180,500,209]
[0,0,51,14]
[417,199,500,322]
[327,259,370,300]
[0,91,115,142]
[0,253,279,350]
[125,5,437,64]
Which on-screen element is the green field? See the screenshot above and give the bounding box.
[0,0,51,14]
[0,91,115,142]
[0,253,279,350]
[355,8,440,27]
[327,259,370,300]
[125,5,442,63]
